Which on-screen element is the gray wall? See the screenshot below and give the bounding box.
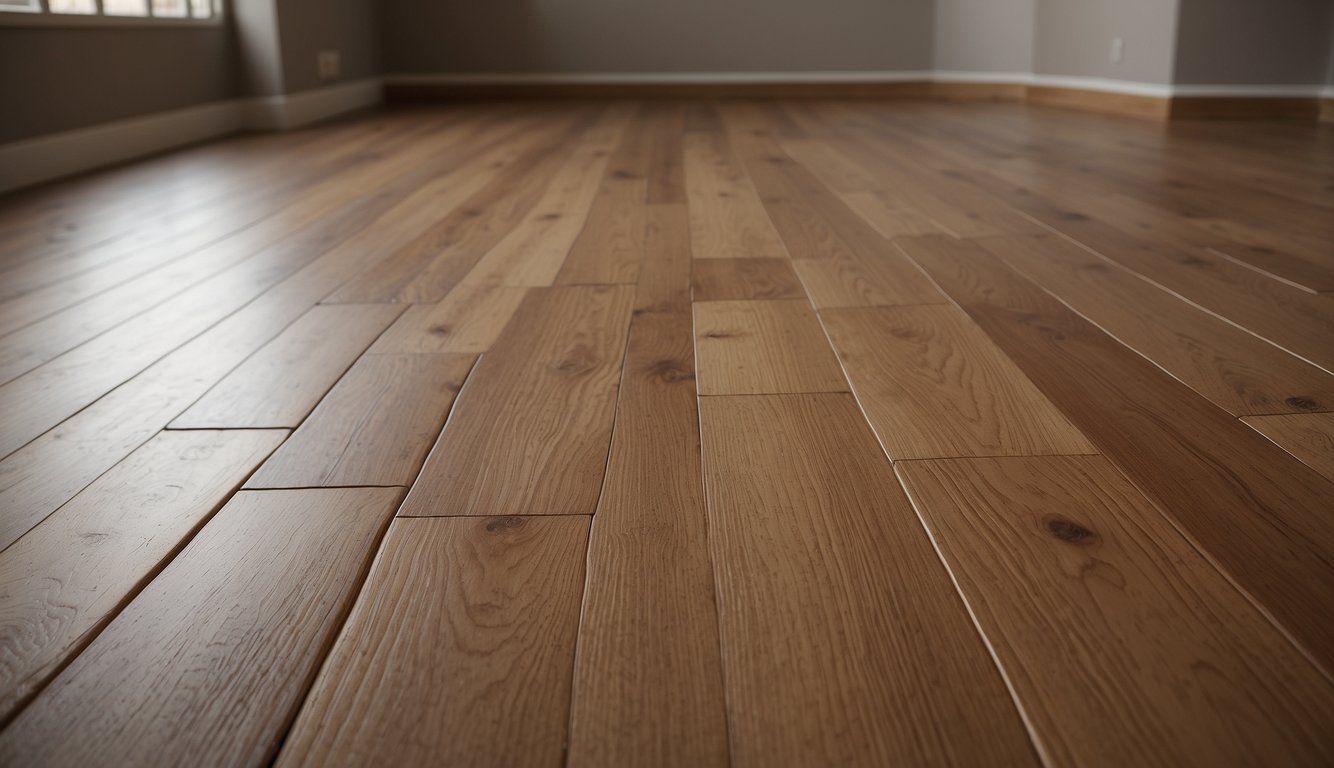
[1173,0,1334,85]
[232,0,284,96]
[0,26,237,144]
[1033,0,1179,84]
[380,0,934,74]
[278,0,381,93]
[934,0,1034,73]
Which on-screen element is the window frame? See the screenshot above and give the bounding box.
[0,0,223,27]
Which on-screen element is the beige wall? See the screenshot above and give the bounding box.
[1033,0,1178,84]
[379,0,934,74]
[0,26,237,144]
[933,0,1034,74]
[1173,0,1333,85]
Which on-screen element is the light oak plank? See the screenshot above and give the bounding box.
[170,304,402,429]
[462,113,626,287]
[568,311,729,767]
[398,285,634,517]
[556,178,648,285]
[368,283,528,355]
[699,393,1039,766]
[276,515,589,768]
[0,121,487,457]
[0,160,480,551]
[900,233,1334,673]
[245,354,474,489]
[841,189,951,237]
[635,203,693,314]
[822,304,1095,459]
[897,455,1334,767]
[690,257,805,301]
[324,116,581,304]
[693,299,847,395]
[981,232,1334,416]
[719,116,947,310]
[961,173,1334,372]
[0,114,476,387]
[0,429,285,723]
[0,487,400,767]
[683,131,789,260]
[1242,412,1334,482]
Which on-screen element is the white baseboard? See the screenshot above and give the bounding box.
[0,78,385,195]
[385,70,1331,101]
[385,70,935,86]
[0,100,242,194]
[241,77,383,131]
[2,71,1326,196]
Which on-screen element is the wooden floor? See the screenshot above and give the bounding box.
[1,100,1332,767]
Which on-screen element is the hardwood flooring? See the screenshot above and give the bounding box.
[0,100,1331,766]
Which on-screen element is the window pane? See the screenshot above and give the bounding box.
[103,0,149,16]
[152,0,187,16]
[190,0,210,18]
[0,0,41,13]
[48,0,97,14]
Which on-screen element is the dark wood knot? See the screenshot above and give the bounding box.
[1044,515,1099,546]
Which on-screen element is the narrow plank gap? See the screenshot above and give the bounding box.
[0,429,286,723]
[398,285,634,517]
[245,353,475,489]
[897,455,1334,767]
[170,303,403,429]
[699,393,1040,766]
[0,488,401,767]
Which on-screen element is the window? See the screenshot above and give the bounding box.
[0,0,218,23]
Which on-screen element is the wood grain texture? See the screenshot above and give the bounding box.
[982,183,1334,372]
[896,455,1334,767]
[899,233,1334,673]
[398,285,633,517]
[369,283,528,355]
[683,131,789,260]
[170,304,403,429]
[276,515,589,768]
[0,429,284,723]
[693,300,847,395]
[324,119,578,304]
[840,189,950,237]
[634,203,693,314]
[698,393,1039,766]
[0,488,400,767]
[556,177,647,285]
[690,257,805,301]
[980,232,1334,416]
[462,113,625,286]
[719,121,946,308]
[568,311,728,767]
[1242,412,1334,482]
[0,119,482,454]
[245,354,474,489]
[822,304,1095,459]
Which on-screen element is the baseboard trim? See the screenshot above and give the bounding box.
[0,78,384,194]
[3,72,1325,195]
[0,100,242,194]
[386,71,934,100]
[384,71,1331,121]
[242,78,383,131]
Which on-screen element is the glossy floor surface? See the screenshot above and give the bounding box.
[0,101,1332,767]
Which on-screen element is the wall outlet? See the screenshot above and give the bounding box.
[1110,37,1124,64]
[317,50,342,80]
